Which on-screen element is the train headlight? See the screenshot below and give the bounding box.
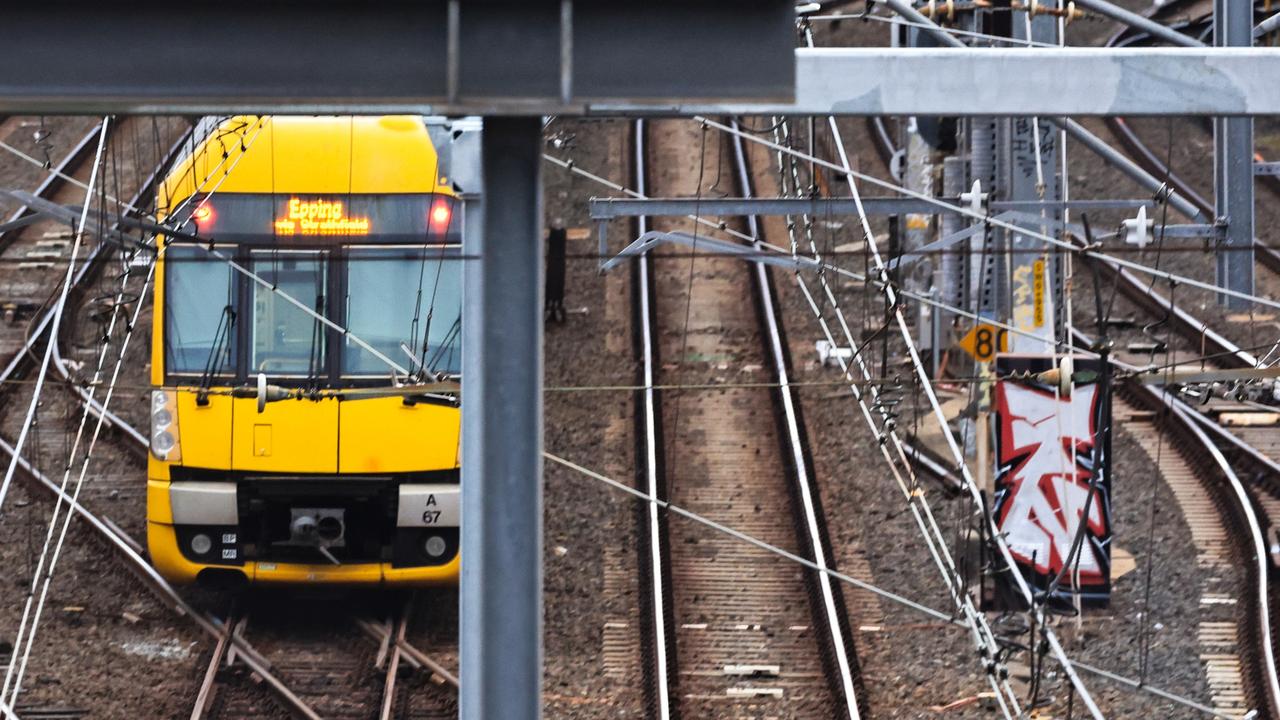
[423,535,447,558]
[190,533,213,556]
[150,390,182,462]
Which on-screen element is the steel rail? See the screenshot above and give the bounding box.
[356,618,461,688]
[729,122,863,720]
[1073,240,1258,368]
[857,0,1280,699]
[774,110,1028,718]
[1073,326,1280,718]
[1140,387,1280,719]
[788,74,1277,712]
[0,122,103,252]
[0,436,321,720]
[558,114,1266,719]
[0,119,319,719]
[15,119,456,717]
[631,118,674,720]
[799,72,1106,714]
[189,610,236,720]
[48,124,196,455]
[379,599,411,720]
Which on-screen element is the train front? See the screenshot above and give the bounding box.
[146,116,463,586]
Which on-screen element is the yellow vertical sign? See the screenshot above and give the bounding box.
[1032,259,1046,328]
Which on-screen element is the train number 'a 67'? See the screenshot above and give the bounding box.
[398,485,460,527]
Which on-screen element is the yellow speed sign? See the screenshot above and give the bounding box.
[959,323,1008,362]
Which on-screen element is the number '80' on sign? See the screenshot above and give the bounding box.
[960,324,1008,363]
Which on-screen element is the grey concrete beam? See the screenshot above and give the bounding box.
[778,48,1280,117]
[593,48,1280,117]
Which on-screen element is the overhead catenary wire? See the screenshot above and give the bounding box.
[542,110,1280,712]
[768,112,1021,719]
[2,116,277,707]
[696,116,1280,313]
[543,147,1106,358]
[0,119,109,528]
[0,118,112,703]
[727,119,862,720]
[542,136,1279,390]
[795,98,1106,716]
[545,451,1242,720]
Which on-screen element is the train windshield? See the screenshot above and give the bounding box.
[250,250,328,376]
[345,247,462,376]
[164,245,236,375]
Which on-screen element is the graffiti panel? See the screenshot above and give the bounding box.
[992,354,1111,606]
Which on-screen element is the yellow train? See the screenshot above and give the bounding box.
[147,116,462,586]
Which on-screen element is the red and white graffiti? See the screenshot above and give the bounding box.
[994,381,1105,583]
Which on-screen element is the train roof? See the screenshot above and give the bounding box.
[159,116,451,213]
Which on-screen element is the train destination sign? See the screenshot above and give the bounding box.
[180,193,457,244]
[274,198,371,236]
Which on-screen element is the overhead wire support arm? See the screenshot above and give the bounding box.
[697,116,1280,312]
[786,17,1103,714]
[1069,0,1204,48]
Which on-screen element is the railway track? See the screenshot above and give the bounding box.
[1113,377,1280,720]
[825,14,1280,708]
[0,116,321,718]
[1063,31,1280,705]
[195,592,457,720]
[1112,398,1251,718]
[630,118,863,719]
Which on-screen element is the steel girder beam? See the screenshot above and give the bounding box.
[0,1,793,114]
[1,43,1279,115]
[1003,8,1060,354]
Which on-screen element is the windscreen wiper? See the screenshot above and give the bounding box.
[195,305,235,405]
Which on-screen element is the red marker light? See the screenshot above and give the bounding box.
[429,198,452,234]
[192,204,214,228]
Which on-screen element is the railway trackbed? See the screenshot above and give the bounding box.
[629,118,864,719]
[194,592,458,720]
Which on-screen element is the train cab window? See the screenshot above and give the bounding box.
[344,247,462,376]
[250,251,328,377]
[165,244,237,375]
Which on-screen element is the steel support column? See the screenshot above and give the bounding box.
[1214,0,1255,309]
[1005,6,1058,353]
[461,117,544,720]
